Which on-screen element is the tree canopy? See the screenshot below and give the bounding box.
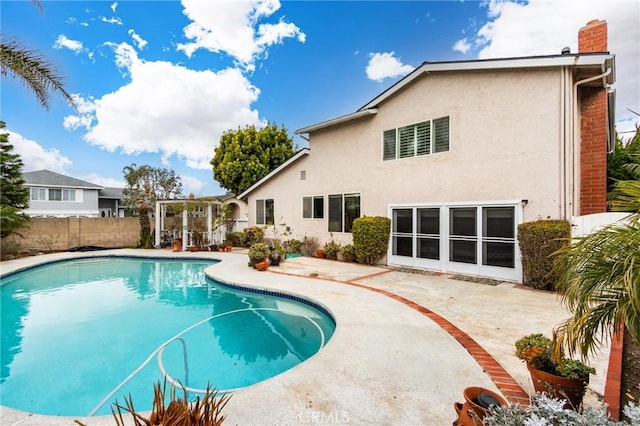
[122,164,183,211]
[211,123,296,195]
[0,121,30,238]
[608,126,640,193]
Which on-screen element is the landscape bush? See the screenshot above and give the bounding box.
[352,216,391,264]
[517,219,570,290]
[226,231,245,247]
[243,226,264,247]
[323,241,340,260]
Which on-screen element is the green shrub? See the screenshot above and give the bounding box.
[226,231,245,247]
[338,244,356,262]
[285,238,302,254]
[352,216,391,264]
[248,242,271,267]
[243,226,264,247]
[0,238,22,259]
[517,219,570,290]
[323,241,340,260]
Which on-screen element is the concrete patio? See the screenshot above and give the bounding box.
[0,249,612,425]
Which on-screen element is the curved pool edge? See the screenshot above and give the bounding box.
[0,248,338,425]
[0,248,505,425]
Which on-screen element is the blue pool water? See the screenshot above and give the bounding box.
[0,257,335,416]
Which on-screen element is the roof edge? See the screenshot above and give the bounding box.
[295,109,378,135]
[238,148,310,200]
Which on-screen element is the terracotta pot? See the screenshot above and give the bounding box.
[460,387,507,425]
[225,245,233,252]
[172,240,182,252]
[255,260,269,271]
[527,363,589,408]
[316,249,325,258]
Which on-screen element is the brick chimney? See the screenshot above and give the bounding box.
[578,19,609,215]
[578,19,608,53]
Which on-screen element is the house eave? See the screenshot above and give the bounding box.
[238,148,310,200]
[295,109,378,135]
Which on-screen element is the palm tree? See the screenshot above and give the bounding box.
[553,146,640,359]
[0,0,74,110]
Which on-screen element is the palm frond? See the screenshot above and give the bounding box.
[0,40,75,110]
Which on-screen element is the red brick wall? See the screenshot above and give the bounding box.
[578,19,608,215]
[579,87,608,214]
[578,19,608,53]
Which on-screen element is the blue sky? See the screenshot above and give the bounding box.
[2,0,638,196]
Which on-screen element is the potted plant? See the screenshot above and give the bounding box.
[515,333,595,408]
[323,241,340,260]
[248,243,271,268]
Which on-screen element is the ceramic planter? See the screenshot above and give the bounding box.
[316,249,324,258]
[255,260,269,271]
[527,363,589,408]
[453,386,507,425]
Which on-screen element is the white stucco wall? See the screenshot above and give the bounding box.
[247,67,564,249]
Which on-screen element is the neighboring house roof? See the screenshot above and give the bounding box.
[98,187,125,199]
[23,169,103,189]
[237,148,310,200]
[295,52,615,135]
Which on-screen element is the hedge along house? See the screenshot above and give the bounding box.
[238,20,615,282]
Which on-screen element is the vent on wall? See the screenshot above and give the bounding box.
[300,170,306,180]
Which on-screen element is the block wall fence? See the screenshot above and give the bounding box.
[13,218,140,252]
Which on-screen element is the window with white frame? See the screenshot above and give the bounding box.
[30,187,46,200]
[256,199,274,225]
[303,196,324,219]
[383,116,450,161]
[328,193,360,233]
[49,189,76,201]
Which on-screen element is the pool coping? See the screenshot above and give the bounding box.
[0,249,614,425]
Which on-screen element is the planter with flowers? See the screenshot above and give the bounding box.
[515,333,595,409]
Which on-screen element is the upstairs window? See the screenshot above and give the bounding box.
[303,196,324,219]
[383,116,450,161]
[256,199,274,225]
[31,187,46,200]
[48,189,76,201]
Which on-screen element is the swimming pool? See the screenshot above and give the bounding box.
[0,256,335,417]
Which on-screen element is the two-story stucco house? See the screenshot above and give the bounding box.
[238,20,615,282]
[23,170,125,218]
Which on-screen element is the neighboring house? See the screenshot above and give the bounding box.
[23,170,125,218]
[238,20,615,282]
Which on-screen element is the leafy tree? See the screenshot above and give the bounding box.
[608,126,640,193]
[0,121,30,238]
[0,1,74,110]
[211,123,296,195]
[553,160,640,359]
[122,164,183,248]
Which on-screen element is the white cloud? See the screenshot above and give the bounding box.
[110,2,118,13]
[53,35,83,54]
[101,16,123,25]
[472,0,639,128]
[63,42,264,170]
[366,52,414,82]
[181,175,206,195]
[128,29,148,50]
[7,130,72,173]
[453,38,472,54]
[81,173,124,188]
[177,0,305,68]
